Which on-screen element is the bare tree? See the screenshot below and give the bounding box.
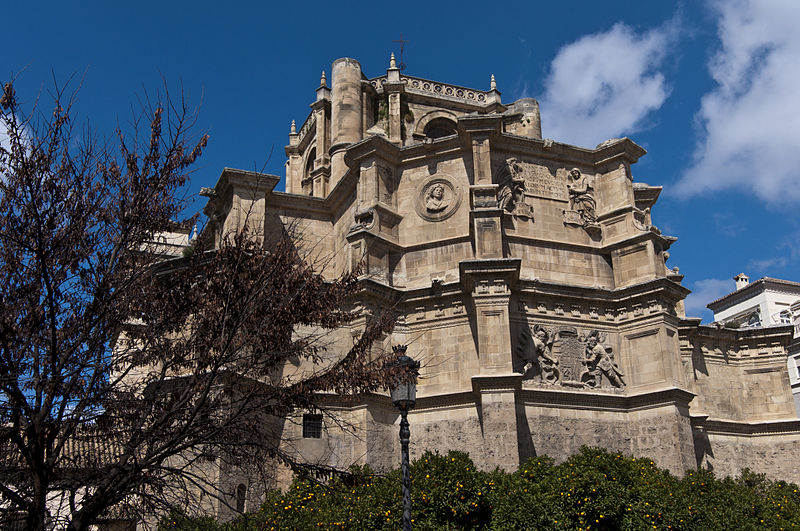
[0,77,396,530]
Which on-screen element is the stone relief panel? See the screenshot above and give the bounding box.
[496,158,568,202]
[517,325,625,390]
[415,174,462,222]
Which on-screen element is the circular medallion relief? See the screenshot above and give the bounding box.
[415,175,462,222]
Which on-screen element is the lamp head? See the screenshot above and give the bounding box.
[390,346,420,410]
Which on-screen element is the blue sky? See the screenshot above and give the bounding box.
[4,0,799,321]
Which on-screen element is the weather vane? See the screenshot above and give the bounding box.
[392,34,409,71]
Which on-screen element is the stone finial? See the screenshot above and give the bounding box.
[490,74,497,91]
[290,120,296,134]
[320,70,327,87]
[390,52,397,69]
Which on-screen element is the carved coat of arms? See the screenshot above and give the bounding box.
[517,324,625,390]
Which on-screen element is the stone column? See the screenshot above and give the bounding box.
[330,58,363,190]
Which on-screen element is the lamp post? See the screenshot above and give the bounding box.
[390,345,420,531]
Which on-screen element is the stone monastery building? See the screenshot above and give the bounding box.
[202,56,800,484]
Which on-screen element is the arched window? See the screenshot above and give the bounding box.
[302,147,316,195]
[236,483,247,513]
[424,118,457,139]
[304,148,316,179]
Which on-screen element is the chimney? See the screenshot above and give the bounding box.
[734,272,750,290]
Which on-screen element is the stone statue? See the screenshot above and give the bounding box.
[498,179,525,213]
[583,330,624,388]
[531,324,558,383]
[498,158,533,218]
[425,183,447,212]
[567,168,596,223]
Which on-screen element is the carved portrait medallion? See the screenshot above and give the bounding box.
[415,175,462,222]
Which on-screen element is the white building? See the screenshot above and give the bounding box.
[707,274,800,415]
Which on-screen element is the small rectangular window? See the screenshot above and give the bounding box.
[303,414,323,438]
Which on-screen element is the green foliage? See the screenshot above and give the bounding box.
[163,447,800,530]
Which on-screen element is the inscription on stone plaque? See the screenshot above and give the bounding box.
[496,160,568,202]
[523,165,568,202]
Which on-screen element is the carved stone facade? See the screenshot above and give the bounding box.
[202,56,800,492]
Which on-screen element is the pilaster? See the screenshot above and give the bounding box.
[461,258,520,375]
[472,374,522,471]
[460,115,504,260]
[311,82,331,172]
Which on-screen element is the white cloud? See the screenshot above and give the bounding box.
[745,227,800,276]
[684,277,735,321]
[747,256,788,273]
[540,22,675,147]
[677,0,800,203]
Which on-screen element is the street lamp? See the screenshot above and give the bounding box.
[390,345,420,531]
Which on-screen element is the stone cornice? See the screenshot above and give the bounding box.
[344,135,401,167]
[520,386,695,412]
[692,416,800,436]
[310,98,331,112]
[353,269,689,310]
[602,229,677,253]
[504,227,677,254]
[399,136,465,163]
[202,168,280,218]
[518,276,690,304]
[633,183,662,209]
[494,133,646,169]
[472,373,522,393]
[593,137,647,170]
[460,258,522,291]
[267,191,331,219]
[345,226,402,251]
[678,319,794,347]
[321,385,697,414]
[458,114,504,135]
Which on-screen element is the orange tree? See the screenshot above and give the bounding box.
[161,446,800,530]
